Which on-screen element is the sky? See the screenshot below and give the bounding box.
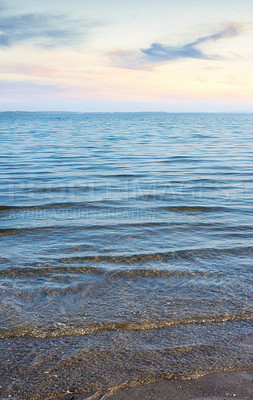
[0,0,253,111]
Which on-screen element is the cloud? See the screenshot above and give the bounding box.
[0,11,98,48]
[110,23,245,69]
[188,23,242,47]
[141,42,212,61]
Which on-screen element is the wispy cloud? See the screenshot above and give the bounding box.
[109,23,246,69]
[0,11,98,48]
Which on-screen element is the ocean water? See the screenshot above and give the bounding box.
[0,112,253,399]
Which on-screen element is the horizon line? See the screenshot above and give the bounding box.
[1,110,253,114]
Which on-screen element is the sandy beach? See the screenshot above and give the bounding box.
[52,370,253,400]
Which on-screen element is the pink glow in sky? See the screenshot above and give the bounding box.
[0,0,253,111]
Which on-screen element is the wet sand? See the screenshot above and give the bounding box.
[55,370,253,400]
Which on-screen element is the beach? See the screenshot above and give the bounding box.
[106,370,253,400]
[1,0,253,397]
[49,370,253,399]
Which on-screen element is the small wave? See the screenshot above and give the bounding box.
[0,265,105,277]
[159,206,229,213]
[0,205,15,210]
[31,186,95,193]
[0,265,221,278]
[106,174,141,178]
[160,156,201,163]
[0,222,202,236]
[0,221,252,237]
[1,313,252,338]
[0,226,65,236]
[107,268,221,278]
[0,202,102,212]
[136,194,164,201]
[58,246,253,265]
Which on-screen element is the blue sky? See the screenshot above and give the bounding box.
[0,0,253,111]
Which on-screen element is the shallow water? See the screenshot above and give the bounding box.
[0,112,253,398]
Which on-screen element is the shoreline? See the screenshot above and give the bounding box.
[51,369,253,400]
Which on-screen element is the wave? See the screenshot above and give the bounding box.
[160,156,202,163]
[159,205,230,213]
[0,265,105,277]
[0,221,216,236]
[1,313,252,339]
[102,173,141,178]
[0,202,102,212]
[31,186,95,193]
[1,219,252,236]
[0,265,222,278]
[0,226,68,236]
[107,268,221,278]
[57,246,253,264]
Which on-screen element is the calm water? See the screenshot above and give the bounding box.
[0,112,253,399]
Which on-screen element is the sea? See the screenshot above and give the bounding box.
[0,112,253,399]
